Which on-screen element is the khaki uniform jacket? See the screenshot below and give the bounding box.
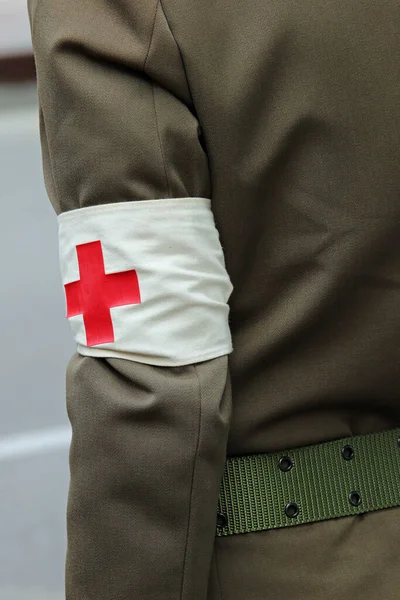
[28,0,400,599]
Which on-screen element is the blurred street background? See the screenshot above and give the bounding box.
[0,1,75,598]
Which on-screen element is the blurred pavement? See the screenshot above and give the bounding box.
[0,0,32,55]
[0,83,75,600]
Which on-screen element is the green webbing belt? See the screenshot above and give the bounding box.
[216,428,400,536]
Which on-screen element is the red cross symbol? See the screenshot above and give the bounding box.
[64,240,141,346]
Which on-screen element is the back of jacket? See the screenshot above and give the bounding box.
[168,0,400,453]
[28,0,400,599]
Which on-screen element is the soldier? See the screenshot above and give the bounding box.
[28,0,400,599]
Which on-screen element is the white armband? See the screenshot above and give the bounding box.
[58,197,233,366]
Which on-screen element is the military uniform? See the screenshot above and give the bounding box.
[28,0,400,598]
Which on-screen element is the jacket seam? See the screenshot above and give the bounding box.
[179,364,203,599]
[159,0,212,200]
[215,542,224,600]
[143,0,159,72]
[144,0,172,198]
[158,0,196,108]
[150,83,172,198]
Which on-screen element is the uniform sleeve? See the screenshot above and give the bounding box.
[27,1,233,599]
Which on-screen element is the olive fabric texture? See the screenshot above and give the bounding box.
[28,0,400,598]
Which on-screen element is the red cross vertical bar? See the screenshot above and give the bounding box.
[64,240,141,346]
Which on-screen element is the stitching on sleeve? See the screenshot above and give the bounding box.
[158,0,195,108]
[143,0,172,198]
[143,0,160,71]
[179,364,203,599]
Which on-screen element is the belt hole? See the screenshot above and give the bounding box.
[279,456,293,472]
[285,503,299,518]
[216,512,228,528]
[349,491,362,507]
[342,445,355,460]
